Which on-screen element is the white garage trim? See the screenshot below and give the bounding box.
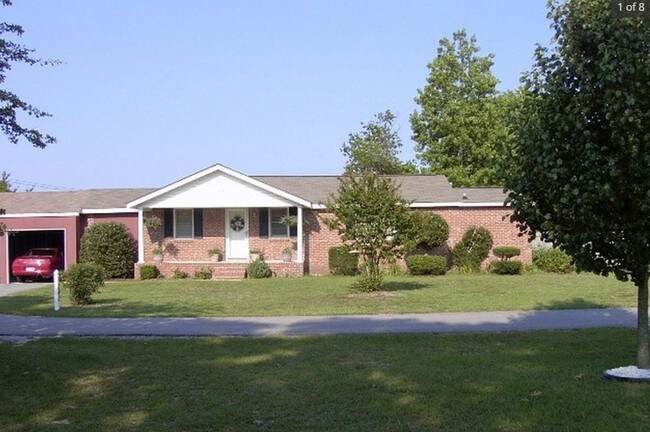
[4,228,67,284]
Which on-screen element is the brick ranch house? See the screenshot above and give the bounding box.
[0,163,531,282]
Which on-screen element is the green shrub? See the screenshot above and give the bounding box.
[172,268,189,279]
[79,222,136,278]
[405,254,448,276]
[451,226,493,271]
[328,246,359,276]
[490,260,523,275]
[139,264,159,280]
[533,248,574,273]
[195,267,213,280]
[493,246,521,261]
[407,212,450,249]
[246,259,272,279]
[63,263,106,306]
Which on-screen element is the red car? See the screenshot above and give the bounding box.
[11,248,64,281]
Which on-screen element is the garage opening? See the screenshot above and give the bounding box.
[8,230,65,282]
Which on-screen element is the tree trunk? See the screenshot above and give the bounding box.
[637,271,649,369]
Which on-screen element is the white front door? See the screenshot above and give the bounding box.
[226,209,249,260]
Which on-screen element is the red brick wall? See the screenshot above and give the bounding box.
[138,206,530,278]
[81,213,139,238]
[305,207,531,275]
[434,207,531,265]
[143,208,298,264]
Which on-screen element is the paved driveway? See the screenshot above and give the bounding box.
[0,282,51,297]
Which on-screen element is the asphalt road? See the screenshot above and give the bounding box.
[0,282,640,338]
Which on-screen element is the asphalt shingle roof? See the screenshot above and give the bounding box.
[0,189,155,215]
[0,175,507,215]
[253,175,507,205]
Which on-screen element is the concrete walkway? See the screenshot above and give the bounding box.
[0,308,639,337]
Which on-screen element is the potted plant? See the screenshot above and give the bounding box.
[152,246,163,263]
[208,247,222,262]
[249,248,264,262]
[281,244,293,262]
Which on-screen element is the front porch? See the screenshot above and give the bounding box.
[135,260,305,280]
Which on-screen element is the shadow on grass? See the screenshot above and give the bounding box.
[1,329,646,431]
[534,298,615,310]
[380,280,429,292]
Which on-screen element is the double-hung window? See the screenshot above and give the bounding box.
[174,209,194,239]
[163,208,203,239]
[270,208,290,237]
[259,207,297,238]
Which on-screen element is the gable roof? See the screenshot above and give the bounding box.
[0,189,154,216]
[127,163,314,209]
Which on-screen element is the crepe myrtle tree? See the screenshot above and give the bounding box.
[505,0,650,368]
[324,172,412,291]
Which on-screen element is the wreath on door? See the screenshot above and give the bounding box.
[230,215,245,232]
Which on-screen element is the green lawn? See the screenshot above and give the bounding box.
[1,329,649,431]
[0,273,637,318]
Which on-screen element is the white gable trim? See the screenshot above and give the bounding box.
[127,163,312,209]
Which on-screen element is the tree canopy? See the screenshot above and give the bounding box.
[0,171,14,192]
[325,173,412,291]
[341,110,416,175]
[1,0,57,148]
[410,29,514,186]
[505,0,650,368]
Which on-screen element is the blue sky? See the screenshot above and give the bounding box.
[3,0,553,190]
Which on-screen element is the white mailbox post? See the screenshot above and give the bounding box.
[53,269,60,311]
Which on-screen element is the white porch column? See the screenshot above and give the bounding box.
[297,207,304,263]
[137,209,145,263]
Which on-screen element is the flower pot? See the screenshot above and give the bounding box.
[281,252,292,262]
[153,254,163,263]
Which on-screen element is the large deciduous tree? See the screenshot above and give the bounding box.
[1,0,57,148]
[341,110,416,175]
[410,29,514,186]
[325,173,412,291]
[505,0,650,369]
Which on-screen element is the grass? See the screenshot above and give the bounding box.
[1,329,649,431]
[0,273,637,318]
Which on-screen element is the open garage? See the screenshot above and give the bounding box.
[1,188,148,284]
[7,229,66,282]
[1,215,79,284]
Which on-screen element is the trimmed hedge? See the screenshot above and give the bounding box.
[451,226,494,271]
[139,264,159,280]
[493,246,521,261]
[533,248,574,273]
[328,247,359,276]
[63,263,106,306]
[406,254,448,276]
[407,211,450,249]
[79,222,136,278]
[490,260,523,275]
